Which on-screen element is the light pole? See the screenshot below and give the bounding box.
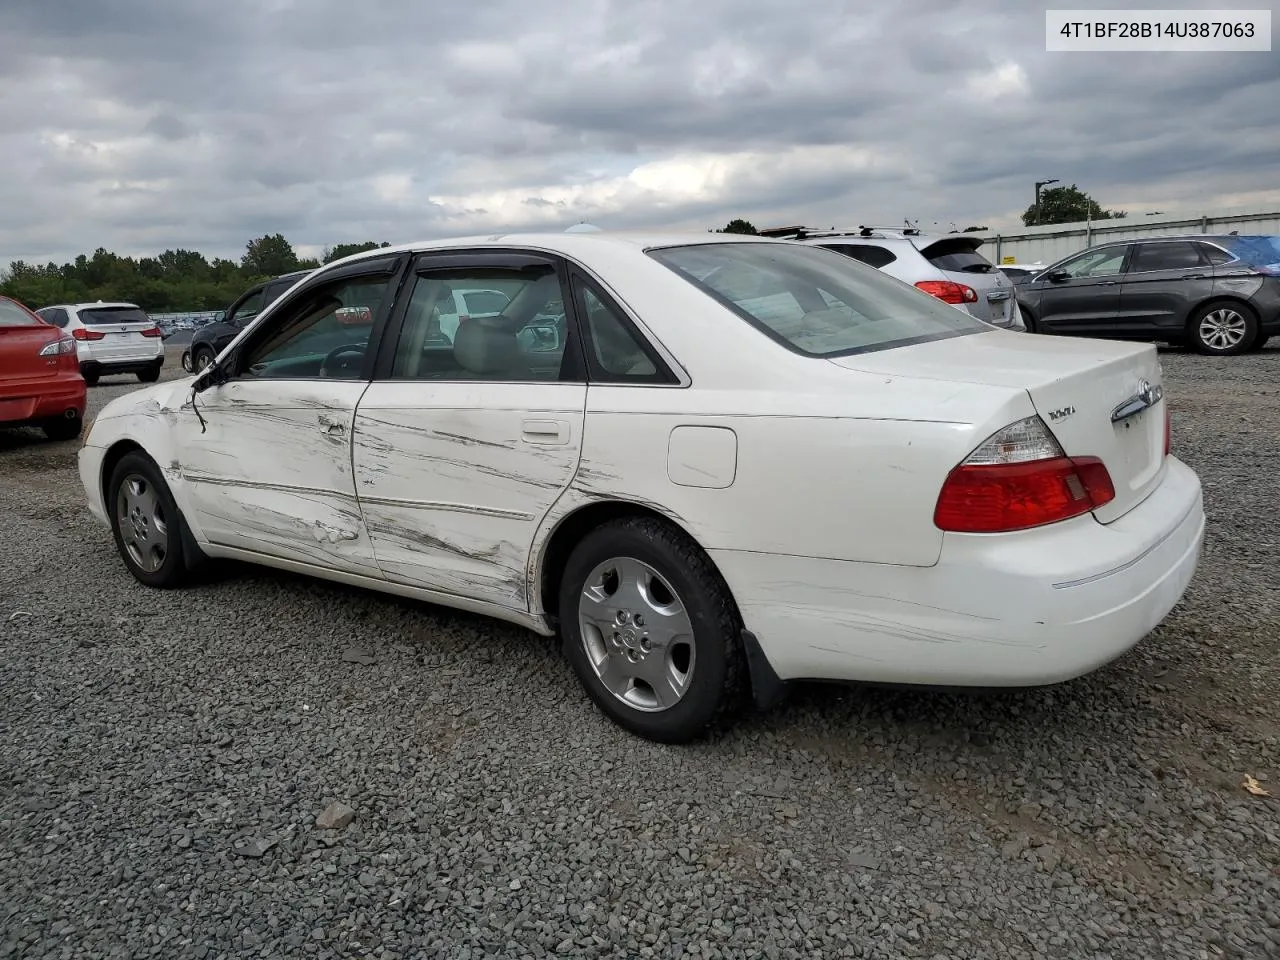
[1034,178,1059,225]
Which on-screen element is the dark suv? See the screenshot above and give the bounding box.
[181,270,312,372]
[1017,234,1280,355]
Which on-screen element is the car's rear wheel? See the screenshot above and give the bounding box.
[192,346,216,372]
[42,414,83,442]
[558,517,746,744]
[137,361,162,383]
[1189,301,1259,355]
[82,369,100,386]
[107,452,192,588]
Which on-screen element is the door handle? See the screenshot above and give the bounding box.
[521,419,569,445]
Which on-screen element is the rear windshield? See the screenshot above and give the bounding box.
[79,306,150,325]
[0,299,42,327]
[649,242,989,358]
[918,238,995,274]
[1224,235,1280,268]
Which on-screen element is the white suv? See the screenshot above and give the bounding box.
[774,227,1025,331]
[34,302,165,385]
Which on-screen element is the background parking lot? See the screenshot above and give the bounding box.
[2,345,1277,959]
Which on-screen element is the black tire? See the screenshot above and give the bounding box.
[82,370,100,387]
[1251,335,1271,351]
[558,516,747,744]
[192,346,216,373]
[1187,300,1259,356]
[137,362,162,383]
[42,415,83,442]
[107,452,192,589]
[180,350,193,372]
[1018,303,1038,333]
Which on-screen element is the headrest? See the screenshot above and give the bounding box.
[453,317,519,376]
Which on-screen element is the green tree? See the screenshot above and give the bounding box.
[962,225,988,232]
[323,241,391,264]
[719,218,758,235]
[1022,185,1127,227]
[241,233,299,277]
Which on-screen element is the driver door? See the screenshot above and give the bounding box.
[177,255,407,576]
[1035,244,1131,335]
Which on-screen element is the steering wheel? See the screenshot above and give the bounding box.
[319,343,367,379]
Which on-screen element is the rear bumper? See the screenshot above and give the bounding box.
[0,377,87,427]
[81,355,163,376]
[713,456,1204,687]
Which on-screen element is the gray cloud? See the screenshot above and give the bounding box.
[1,0,1276,266]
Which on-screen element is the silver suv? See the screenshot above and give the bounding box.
[771,227,1025,331]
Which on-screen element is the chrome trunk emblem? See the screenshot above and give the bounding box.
[1111,379,1163,422]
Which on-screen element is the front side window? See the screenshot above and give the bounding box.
[1130,241,1203,272]
[650,242,988,358]
[240,274,393,380]
[1057,246,1129,279]
[389,264,570,382]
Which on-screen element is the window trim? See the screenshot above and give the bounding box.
[371,249,587,385]
[218,254,409,383]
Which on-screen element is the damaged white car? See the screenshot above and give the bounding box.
[79,233,1205,743]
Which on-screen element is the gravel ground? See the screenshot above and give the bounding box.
[2,344,1278,959]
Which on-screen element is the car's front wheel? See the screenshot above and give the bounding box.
[180,350,193,372]
[107,452,192,588]
[1189,300,1259,355]
[192,346,216,372]
[558,517,747,744]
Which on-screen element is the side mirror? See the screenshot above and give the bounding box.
[1047,269,1070,283]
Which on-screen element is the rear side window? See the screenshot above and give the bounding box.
[650,242,989,358]
[1196,243,1235,265]
[822,244,898,269]
[78,306,150,325]
[1130,241,1204,272]
[0,298,42,327]
[918,239,995,274]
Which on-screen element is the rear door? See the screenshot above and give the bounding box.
[1033,244,1131,334]
[75,305,157,360]
[351,250,586,610]
[915,236,1016,325]
[1116,240,1212,336]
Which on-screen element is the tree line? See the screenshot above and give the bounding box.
[0,235,390,313]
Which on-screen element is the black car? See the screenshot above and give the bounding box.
[181,270,312,372]
[1017,234,1280,355]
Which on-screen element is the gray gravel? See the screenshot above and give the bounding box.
[2,343,1278,959]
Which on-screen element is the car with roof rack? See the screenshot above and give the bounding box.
[761,225,1025,331]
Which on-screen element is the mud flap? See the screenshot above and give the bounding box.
[741,629,788,711]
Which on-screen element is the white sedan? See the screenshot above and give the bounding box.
[78,232,1205,743]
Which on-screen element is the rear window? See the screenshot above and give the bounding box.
[79,306,151,325]
[649,242,989,358]
[0,298,42,328]
[918,238,995,274]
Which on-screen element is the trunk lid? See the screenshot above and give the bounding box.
[915,236,1016,327]
[0,301,60,381]
[830,331,1167,523]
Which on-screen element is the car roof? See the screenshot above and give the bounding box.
[323,230,789,269]
[42,301,144,310]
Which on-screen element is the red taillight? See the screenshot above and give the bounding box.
[140,326,162,338]
[915,280,978,305]
[934,416,1116,533]
[38,337,77,357]
[72,327,105,341]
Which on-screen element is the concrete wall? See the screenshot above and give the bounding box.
[972,207,1280,266]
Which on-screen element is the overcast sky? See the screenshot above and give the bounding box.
[1,0,1277,266]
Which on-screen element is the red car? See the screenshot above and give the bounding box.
[0,295,87,441]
